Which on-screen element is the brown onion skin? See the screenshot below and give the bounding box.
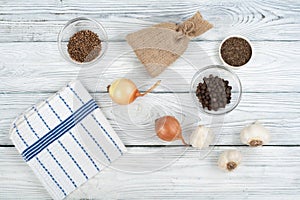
[155,116,182,141]
[128,89,139,104]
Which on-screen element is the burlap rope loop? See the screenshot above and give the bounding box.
[176,21,195,40]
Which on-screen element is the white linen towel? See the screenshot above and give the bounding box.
[10,80,127,200]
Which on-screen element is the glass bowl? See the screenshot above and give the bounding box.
[58,17,108,67]
[190,65,242,115]
[219,35,253,69]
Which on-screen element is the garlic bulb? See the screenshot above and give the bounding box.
[189,125,214,149]
[240,121,270,147]
[218,150,242,172]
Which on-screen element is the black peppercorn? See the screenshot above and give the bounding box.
[196,74,232,111]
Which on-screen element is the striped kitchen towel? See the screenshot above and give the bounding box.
[9,80,127,200]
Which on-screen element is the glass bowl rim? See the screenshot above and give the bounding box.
[189,65,242,115]
[57,16,108,67]
[218,34,253,69]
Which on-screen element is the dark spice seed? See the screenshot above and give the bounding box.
[221,37,252,67]
[196,74,232,111]
[67,30,102,63]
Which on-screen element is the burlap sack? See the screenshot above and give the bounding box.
[126,11,213,77]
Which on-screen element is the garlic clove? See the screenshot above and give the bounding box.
[190,125,214,149]
[218,150,242,172]
[240,121,270,147]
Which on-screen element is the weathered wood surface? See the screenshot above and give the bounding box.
[0,147,299,199]
[0,41,299,93]
[0,92,299,146]
[1,0,300,199]
[0,0,299,42]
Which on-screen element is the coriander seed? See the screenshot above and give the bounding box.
[67,30,102,63]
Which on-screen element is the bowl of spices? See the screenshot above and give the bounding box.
[219,35,252,68]
[190,65,242,115]
[58,17,108,67]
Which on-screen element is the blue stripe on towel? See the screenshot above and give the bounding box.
[24,115,77,188]
[22,100,96,158]
[57,140,89,180]
[36,157,67,196]
[25,100,95,156]
[31,105,90,180]
[14,124,66,197]
[22,99,98,162]
[22,101,96,161]
[58,94,111,163]
[46,100,100,172]
[91,114,123,155]
[80,123,111,163]
[14,123,28,147]
[67,85,123,155]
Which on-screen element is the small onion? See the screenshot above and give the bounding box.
[107,78,161,105]
[155,116,187,145]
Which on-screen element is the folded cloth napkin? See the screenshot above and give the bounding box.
[10,80,127,200]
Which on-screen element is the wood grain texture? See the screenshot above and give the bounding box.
[1,0,300,199]
[0,41,299,93]
[0,147,299,199]
[1,92,299,145]
[0,0,299,42]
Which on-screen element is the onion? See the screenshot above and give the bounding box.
[155,116,187,145]
[107,78,161,105]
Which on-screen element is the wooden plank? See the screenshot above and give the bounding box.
[1,92,299,145]
[0,41,299,93]
[0,0,299,42]
[0,146,299,199]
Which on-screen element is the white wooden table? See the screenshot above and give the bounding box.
[1,0,300,199]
